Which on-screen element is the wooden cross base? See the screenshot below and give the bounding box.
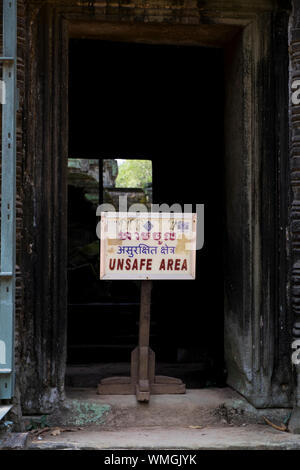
[97,281,186,402]
[97,346,186,402]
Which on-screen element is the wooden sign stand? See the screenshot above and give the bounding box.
[97,280,186,402]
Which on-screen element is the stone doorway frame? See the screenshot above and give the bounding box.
[21,0,292,413]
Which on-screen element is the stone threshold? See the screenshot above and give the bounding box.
[27,425,300,450]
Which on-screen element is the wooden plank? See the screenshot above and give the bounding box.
[151,383,186,394]
[135,386,150,402]
[100,377,131,385]
[155,376,183,384]
[138,281,151,390]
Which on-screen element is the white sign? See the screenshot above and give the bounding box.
[100,212,197,280]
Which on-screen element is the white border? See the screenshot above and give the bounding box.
[100,212,197,280]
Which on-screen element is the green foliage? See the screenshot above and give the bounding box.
[116,160,152,188]
[26,415,49,431]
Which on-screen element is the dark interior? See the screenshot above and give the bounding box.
[67,39,225,388]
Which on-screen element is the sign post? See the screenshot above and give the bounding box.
[97,212,197,402]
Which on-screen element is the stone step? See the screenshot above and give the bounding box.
[34,388,292,431]
[27,425,300,450]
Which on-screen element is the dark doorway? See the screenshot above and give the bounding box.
[67,39,225,388]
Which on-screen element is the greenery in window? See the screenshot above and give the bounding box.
[116,160,152,188]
